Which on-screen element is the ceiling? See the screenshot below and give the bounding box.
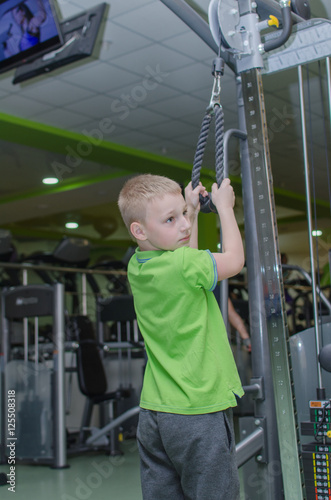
[0,0,330,264]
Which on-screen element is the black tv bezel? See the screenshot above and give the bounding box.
[12,3,108,84]
[0,0,63,75]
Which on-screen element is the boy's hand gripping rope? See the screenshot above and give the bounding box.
[191,57,225,213]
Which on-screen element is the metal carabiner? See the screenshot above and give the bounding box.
[206,57,224,114]
[207,73,222,114]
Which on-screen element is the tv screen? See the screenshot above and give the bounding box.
[0,0,63,74]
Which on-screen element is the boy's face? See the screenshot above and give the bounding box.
[131,193,191,251]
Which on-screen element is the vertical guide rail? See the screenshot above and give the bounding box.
[239,73,283,498]
[241,68,305,499]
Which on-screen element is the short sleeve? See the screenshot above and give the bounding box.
[178,247,218,291]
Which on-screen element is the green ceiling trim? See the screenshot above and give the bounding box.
[274,185,330,209]
[3,224,133,248]
[276,214,308,225]
[272,187,330,218]
[0,170,132,205]
[0,111,214,185]
[0,112,329,217]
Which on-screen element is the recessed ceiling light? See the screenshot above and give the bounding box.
[65,222,79,229]
[312,230,322,237]
[42,177,59,185]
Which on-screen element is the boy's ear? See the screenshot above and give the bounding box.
[130,222,147,241]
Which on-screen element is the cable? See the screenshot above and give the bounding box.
[305,64,324,327]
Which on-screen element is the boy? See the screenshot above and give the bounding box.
[118,174,245,500]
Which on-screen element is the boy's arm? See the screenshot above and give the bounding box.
[211,179,245,281]
[184,182,208,249]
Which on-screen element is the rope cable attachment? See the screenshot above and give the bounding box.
[191,56,225,213]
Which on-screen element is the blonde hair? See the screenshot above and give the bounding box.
[118,174,182,232]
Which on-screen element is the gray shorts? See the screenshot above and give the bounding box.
[136,408,240,500]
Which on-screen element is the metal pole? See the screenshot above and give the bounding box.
[0,353,4,464]
[219,142,230,331]
[159,0,218,53]
[326,57,331,129]
[81,273,87,316]
[297,65,323,391]
[86,406,141,445]
[0,292,9,464]
[159,0,236,72]
[0,292,10,366]
[220,129,248,331]
[22,269,28,363]
[52,283,67,468]
[34,317,39,369]
[22,269,28,285]
[236,427,264,468]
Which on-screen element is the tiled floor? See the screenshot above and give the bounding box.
[0,439,143,500]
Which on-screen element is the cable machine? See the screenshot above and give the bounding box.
[161,1,331,499]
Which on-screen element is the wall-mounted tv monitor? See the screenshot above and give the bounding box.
[13,3,108,84]
[0,0,63,74]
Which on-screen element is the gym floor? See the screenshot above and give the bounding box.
[0,438,252,499]
[0,439,143,500]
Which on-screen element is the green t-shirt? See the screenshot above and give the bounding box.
[128,246,244,415]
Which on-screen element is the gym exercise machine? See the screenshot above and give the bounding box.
[161,1,331,499]
[0,239,144,466]
[0,283,67,468]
